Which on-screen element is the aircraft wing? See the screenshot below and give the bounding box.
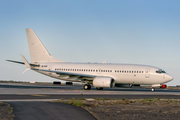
[35,69,95,81]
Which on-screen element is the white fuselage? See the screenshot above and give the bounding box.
[34,62,173,85]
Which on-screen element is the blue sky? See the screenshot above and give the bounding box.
[0,0,180,85]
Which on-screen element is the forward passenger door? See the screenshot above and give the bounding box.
[145,68,150,78]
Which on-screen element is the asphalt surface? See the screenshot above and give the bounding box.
[0,83,180,100]
[1,83,180,120]
[7,101,96,120]
[0,94,180,100]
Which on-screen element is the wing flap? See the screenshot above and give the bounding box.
[35,69,95,81]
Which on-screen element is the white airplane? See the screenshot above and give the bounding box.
[7,28,173,92]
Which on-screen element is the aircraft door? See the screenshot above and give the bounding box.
[145,68,150,78]
[49,65,52,76]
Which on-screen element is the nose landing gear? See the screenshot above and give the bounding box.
[151,88,155,92]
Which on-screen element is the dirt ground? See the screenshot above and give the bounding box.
[82,99,180,120]
[0,102,14,120]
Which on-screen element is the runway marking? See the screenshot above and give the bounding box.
[16,94,28,95]
[30,94,48,97]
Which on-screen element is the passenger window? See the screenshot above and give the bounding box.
[137,71,138,73]
[139,71,141,73]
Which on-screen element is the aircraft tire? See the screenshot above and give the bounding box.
[88,84,91,90]
[84,84,91,90]
[151,88,155,92]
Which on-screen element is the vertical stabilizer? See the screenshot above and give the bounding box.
[26,28,64,63]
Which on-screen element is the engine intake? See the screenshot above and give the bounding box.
[93,77,114,88]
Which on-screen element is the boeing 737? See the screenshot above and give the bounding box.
[7,28,173,91]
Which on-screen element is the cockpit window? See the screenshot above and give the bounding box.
[156,69,166,74]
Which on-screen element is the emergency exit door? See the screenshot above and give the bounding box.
[145,68,150,78]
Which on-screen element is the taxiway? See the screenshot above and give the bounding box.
[0,83,180,101]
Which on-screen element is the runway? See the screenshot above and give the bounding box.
[0,83,180,101]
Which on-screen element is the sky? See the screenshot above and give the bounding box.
[0,0,180,85]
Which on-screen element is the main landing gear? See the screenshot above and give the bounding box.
[83,84,91,90]
[151,88,155,92]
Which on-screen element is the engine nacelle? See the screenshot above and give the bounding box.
[93,77,114,88]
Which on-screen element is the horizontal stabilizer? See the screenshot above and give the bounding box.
[6,60,24,65]
[6,60,40,67]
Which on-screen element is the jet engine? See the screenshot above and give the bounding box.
[93,77,114,88]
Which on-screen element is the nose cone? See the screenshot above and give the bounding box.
[165,74,173,82]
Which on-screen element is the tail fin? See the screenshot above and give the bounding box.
[26,28,64,63]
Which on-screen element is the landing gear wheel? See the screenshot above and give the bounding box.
[151,88,155,92]
[88,84,91,90]
[129,84,133,88]
[96,87,103,90]
[84,84,91,90]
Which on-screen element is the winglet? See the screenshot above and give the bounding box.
[21,55,31,68]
